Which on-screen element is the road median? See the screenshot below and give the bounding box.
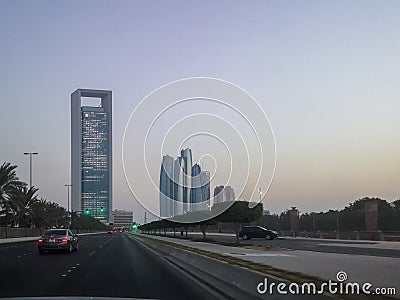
[128,233,396,300]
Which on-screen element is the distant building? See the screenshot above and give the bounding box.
[214,185,236,204]
[159,155,175,218]
[159,148,210,217]
[191,164,202,211]
[180,148,192,213]
[214,185,226,204]
[71,89,112,223]
[112,210,133,228]
[224,186,236,202]
[200,171,211,210]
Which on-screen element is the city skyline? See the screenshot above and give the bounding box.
[1,1,399,223]
[160,148,211,218]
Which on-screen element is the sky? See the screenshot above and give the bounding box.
[1,0,399,222]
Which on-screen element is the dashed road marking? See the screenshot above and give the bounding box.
[89,250,96,256]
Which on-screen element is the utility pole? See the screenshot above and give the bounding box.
[144,211,147,224]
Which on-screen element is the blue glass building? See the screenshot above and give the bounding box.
[71,89,112,223]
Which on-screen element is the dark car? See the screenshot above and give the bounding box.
[239,226,278,240]
[38,229,79,254]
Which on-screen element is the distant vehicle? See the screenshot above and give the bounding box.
[239,226,278,240]
[38,229,79,254]
[107,230,113,234]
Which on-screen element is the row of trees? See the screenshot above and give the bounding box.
[140,197,400,240]
[260,197,400,232]
[139,201,263,243]
[0,161,107,230]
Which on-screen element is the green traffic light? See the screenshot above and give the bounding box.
[85,209,90,215]
[100,207,104,213]
[132,223,138,230]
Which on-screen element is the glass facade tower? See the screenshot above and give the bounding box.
[71,89,112,223]
[159,148,210,218]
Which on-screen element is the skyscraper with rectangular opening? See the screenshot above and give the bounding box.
[71,89,112,223]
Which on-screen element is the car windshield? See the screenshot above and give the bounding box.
[1,1,399,300]
[43,230,67,236]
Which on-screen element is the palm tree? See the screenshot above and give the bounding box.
[8,186,39,228]
[0,162,25,225]
[31,198,48,228]
[44,201,68,228]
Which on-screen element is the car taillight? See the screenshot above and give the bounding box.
[61,237,69,242]
[38,238,44,243]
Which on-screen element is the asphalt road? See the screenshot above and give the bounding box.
[0,232,217,299]
[171,232,400,258]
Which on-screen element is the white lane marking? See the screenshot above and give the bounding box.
[76,263,79,266]
[17,256,21,258]
[67,269,72,272]
[61,274,67,277]
[72,266,76,269]
[89,250,96,256]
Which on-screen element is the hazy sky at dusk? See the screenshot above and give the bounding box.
[1,0,399,222]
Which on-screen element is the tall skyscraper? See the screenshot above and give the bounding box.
[159,148,211,217]
[200,171,211,209]
[71,89,112,223]
[191,163,202,211]
[159,155,174,218]
[180,148,192,213]
[173,157,184,216]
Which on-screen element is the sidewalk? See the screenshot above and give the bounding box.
[145,234,400,298]
[183,231,400,250]
[0,236,38,244]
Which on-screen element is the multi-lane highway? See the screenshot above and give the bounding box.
[0,232,216,299]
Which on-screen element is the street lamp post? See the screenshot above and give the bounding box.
[23,152,38,188]
[65,184,73,228]
[258,188,262,202]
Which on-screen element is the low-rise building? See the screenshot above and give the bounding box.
[111,210,133,228]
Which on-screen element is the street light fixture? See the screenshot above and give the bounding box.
[65,184,73,228]
[23,152,38,188]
